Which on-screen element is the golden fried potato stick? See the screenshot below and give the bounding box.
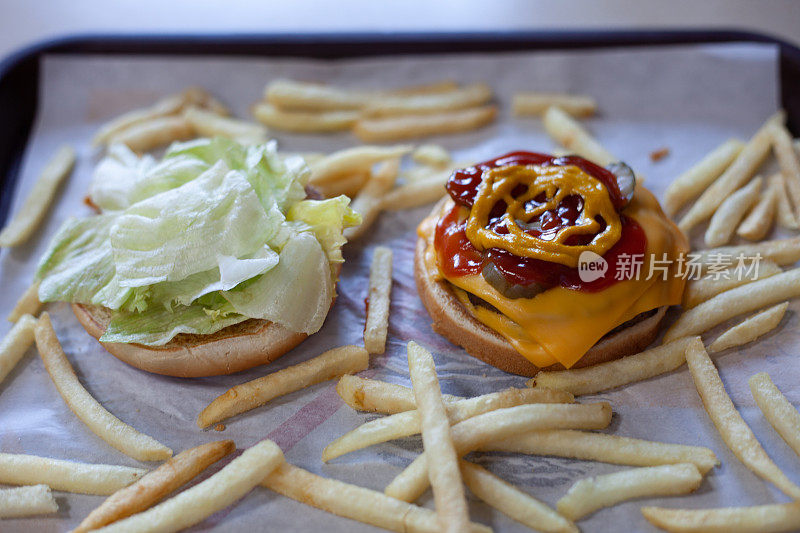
[364,246,393,354]
[0,145,75,247]
[663,138,744,215]
[323,387,572,462]
[513,92,596,118]
[354,106,497,143]
[678,112,781,233]
[8,282,42,322]
[529,337,693,396]
[749,372,800,459]
[556,464,702,521]
[0,314,36,385]
[262,462,491,533]
[0,453,145,495]
[198,345,368,428]
[74,440,235,532]
[642,502,800,533]
[252,102,359,133]
[685,338,800,499]
[664,268,800,342]
[543,105,615,166]
[406,342,470,532]
[35,313,172,461]
[95,439,284,533]
[0,485,58,518]
[708,302,787,353]
[385,402,612,502]
[482,430,718,474]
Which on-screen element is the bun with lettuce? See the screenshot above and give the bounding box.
[36,138,360,377]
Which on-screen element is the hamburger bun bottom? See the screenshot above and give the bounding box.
[414,237,667,377]
[73,304,307,378]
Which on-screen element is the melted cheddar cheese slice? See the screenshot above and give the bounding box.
[420,186,688,369]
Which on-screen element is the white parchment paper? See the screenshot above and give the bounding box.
[1,43,797,532]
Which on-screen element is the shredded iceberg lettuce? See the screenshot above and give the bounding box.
[36,138,361,346]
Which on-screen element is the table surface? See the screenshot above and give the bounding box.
[2,0,800,62]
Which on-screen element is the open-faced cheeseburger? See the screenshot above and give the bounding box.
[35,138,360,377]
[416,151,688,376]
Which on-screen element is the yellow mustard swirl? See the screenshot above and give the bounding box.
[464,164,621,267]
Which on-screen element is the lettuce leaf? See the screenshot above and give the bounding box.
[222,232,332,334]
[37,138,358,346]
[109,161,281,287]
[287,195,362,265]
[100,295,247,346]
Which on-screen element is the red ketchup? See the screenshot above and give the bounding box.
[434,152,647,292]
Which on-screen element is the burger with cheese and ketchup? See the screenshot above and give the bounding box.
[415,151,688,376]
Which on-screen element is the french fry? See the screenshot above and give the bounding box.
[323,387,573,462]
[96,439,284,533]
[411,144,451,168]
[663,138,744,215]
[406,342,470,532]
[528,337,693,396]
[264,79,461,112]
[772,173,800,229]
[265,79,375,111]
[0,314,36,385]
[313,170,370,198]
[8,282,42,322]
[310,145,411,186]
[262,462,492,533]
[180,87,230,116]
[183,106,267,145]
[252,102,359,133]
[460,460,577,533]
[381,168,452,210]
[664,268,800,342]
[682,260,781,309]
[0,453,145,495]
[392,80,461,95]
[354,105,497,143]
[543,105,615,166]
[343,159,401,241]
[708,302,787,353]
[0,485,58,518]
[364,247,393,354]
[336,375,428,414]
[384,402,612,502]
[749,372,800,459]
[678,112,782,233]
[769,121,800,218]
[693,236,800,267]
[737,176,779,240]
[92,93,186,146]
[198,345,368,428]
[481,430,719,474]
[704,177,761,247]
[107,116,194,153]
[0,145,75,247]
[74,440,235,532]
[363,83,492,117]
[642,502,800,533]
[34,313,172,461]
[513,92,597,118]
[684,337,800,499]
[557,463,702,521]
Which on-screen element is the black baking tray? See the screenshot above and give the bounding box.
[1,29,799,224]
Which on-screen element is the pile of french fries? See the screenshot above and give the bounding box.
[92,87,267,153]
[4,80,800,533]
[253,79,497,142]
